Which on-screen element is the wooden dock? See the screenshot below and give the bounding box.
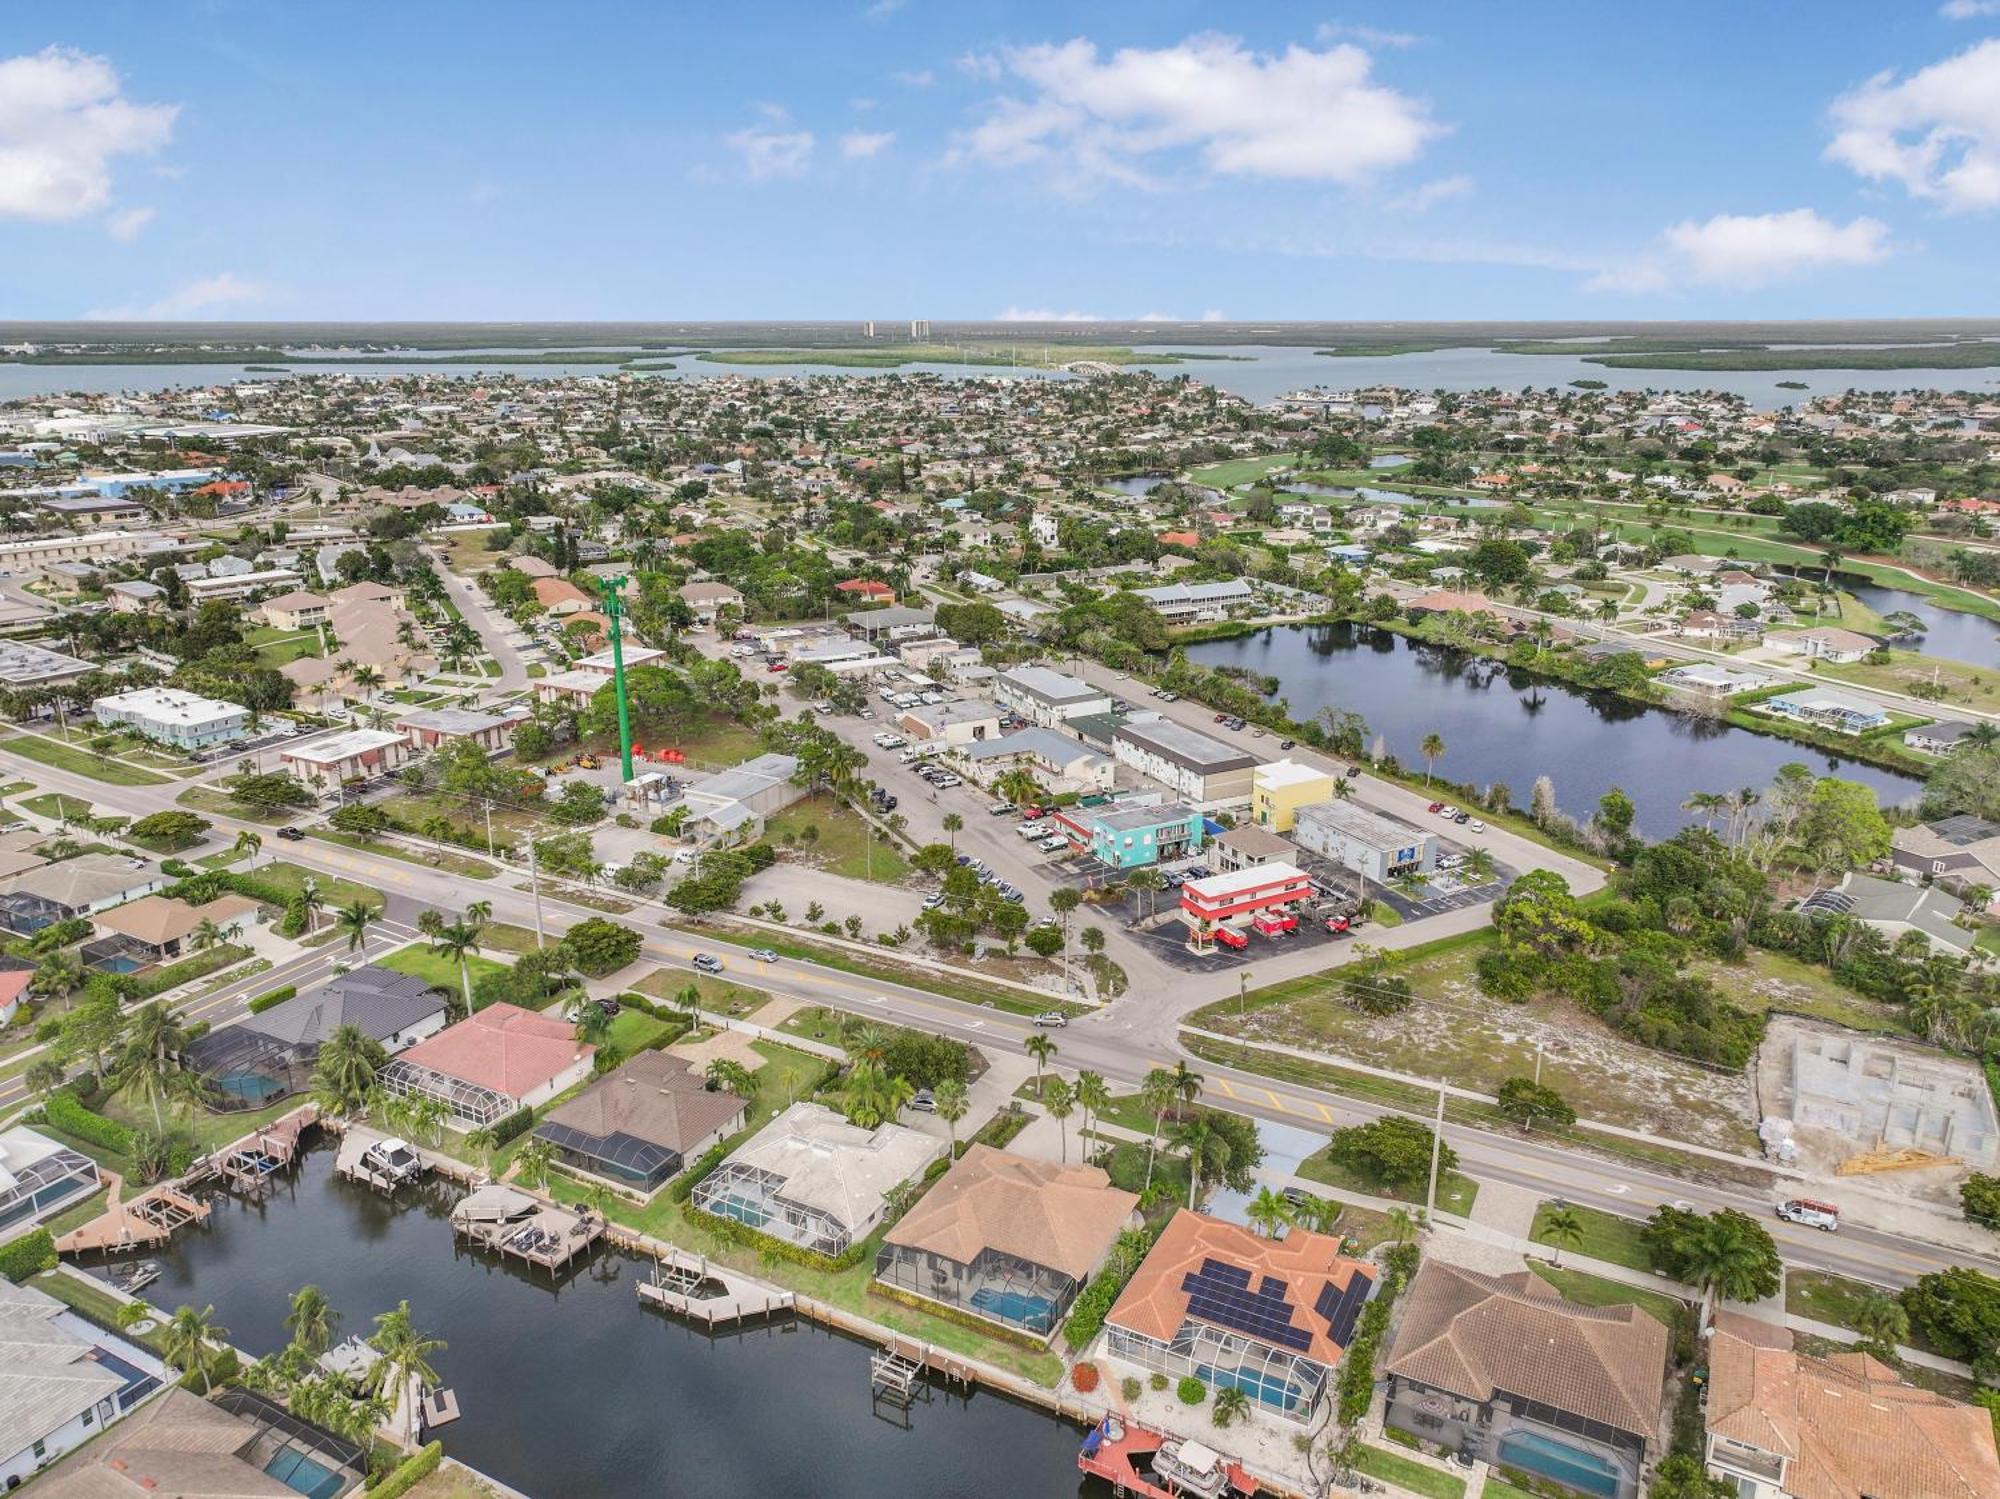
[55,1176,210,1257]
[195,1104,321,1198]
[449,1184,603,1275]
[635,1249,795,1328]
[333,1127,429,1194]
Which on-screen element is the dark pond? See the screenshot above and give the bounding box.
[126,1145,1092,1499]
[1185,623,1922,840]
[1774,566,1999,664]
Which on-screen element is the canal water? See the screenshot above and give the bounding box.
[1773,566,1999,664]
[130,1144,1093,1499]
[1184,623,1923,840]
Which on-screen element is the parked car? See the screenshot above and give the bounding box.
[1438,805,1458,818]
[1453,811,1471,824]
[1211,925,1249,949]
[691,953,724,973]
[1038,835,1067,852]
[988,801,1014,816]
[1032,1011,1068,1028]
[908,1088,936,1113]
[922,893,944,909]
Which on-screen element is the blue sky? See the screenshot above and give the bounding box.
[5,1,2000,321]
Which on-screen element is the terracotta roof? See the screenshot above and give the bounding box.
[92,894,256,948]
[1384,1262,1668,1442]
[885,1145,1137,1280]
[1108,1209,1374,1367]
[393,1002,590,1100]
[538,1051,746,1157]
[1707,1328,2000,1499]
[531,577,593,608]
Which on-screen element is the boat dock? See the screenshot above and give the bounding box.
[194,1104,321,1199]
[635,1248,795,1329]
[334,1127,429,1193]
[449,1184,603,1275]
[55,1175,211,1258]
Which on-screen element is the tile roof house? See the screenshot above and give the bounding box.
[533,1051,747,1195]
[1381,1261,1668,1495]
[88,894,257,960]
[1891,815,2000,914]
[0,1278,170,1490]
[379,1002,594,1126]
[1704,1319,2000,1499]
[1104,1210,1375,1423]
[877,1145,1138,1337]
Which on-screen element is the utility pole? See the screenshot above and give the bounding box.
[524,834,546,952]
[482,797,494,859]
[596,573,634,783]
[1424,1079,1446,1224]
[1238,968,1251,1019]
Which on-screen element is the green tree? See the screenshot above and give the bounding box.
[1419,731,1445,785]
[1043,1075,1076,1164]
[513,1137,556,1189]
[1212,1385,1251,1429]
[114,1001,195,1132]
[1901,1267,2000,1371]
[839,1058,913,1128]
[163,1304,227,1392]
[1797,777,1892,875]
[1540,1204,1584,1268]
[940,811,964,851]
[1496,1077,1576,1131]
[1025,1032,1057,1096]
[560,917,642,977]
[335,900,374,957]
[312,1023,387,1115]
[429,921,483,1014]
[285,1285,340,1357]
[1328,1116,1455,1191]
[367,1301,447,1444]
[1140,1067,1179,1195]
[1247,1185,1292,1239]
[934,1077,969,1153]
[1852,1293,1910,1360]
[1961,1173,2000,1230]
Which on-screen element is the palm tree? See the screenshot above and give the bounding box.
[1540,1204,1584,1267]
[1247,1185,1292,1239]
[1139,1067,1179,1195]
[232,829,263,868]
[285,1285,340,1356]
[1212,1385,1252,1429]
[940,811,964,851]
[312,1024,386,1115]
[704,1058,757,1098]
[934,1077,969,1153]
[188,918,227,954]
[845,1021,892,1064]
[1685,1213,1779,1327]
[1024,1033,1057,1098]
[24,1056,66,1102]
[839,1059,913,1128]
[299,876,326,934]
[1174,1117,1216,1210]
[1419,731,1446,785]
[115,1002,193,1132]
[464,898,493,929]
[164,1304,227,1392]
[32,951,84,1014]
[335,900,374,957]
[1126,865,1164,921]
[1075,1071,1110,1143]
[1682,790,1727,831]
[429,921,483,1013]
[1042,1075,1076,1163]
[367,1301,446,1445]
[1852,1293,1910,1358]
[513,1137,556,1189]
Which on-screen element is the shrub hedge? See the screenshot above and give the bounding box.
[684,1204,868,1273]
[670,1141,730,1203]
[246,985,297,1014]
[45,1089,135,1156]
[368,1442,443,1497]
[489,1106,536,1146]
[0,1229,56,1283]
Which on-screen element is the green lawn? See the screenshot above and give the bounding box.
[19,792,93,822]
[1785,1267,1924,1347]
[1295,1147,1479,1217]
[309,827,497,879]
[606,1008,672,1052]
[632,968,773,1018]
[176,786,298,824]
[1698,949,1908,1035]
[254,860,385,914]
[376,939,507,994]
[39,1186,111,1238]
[0,734,171,785]
[1528,1262,1687,1329]
[1185,453,1297,489]
[30,1272,171,1356]
[479,922,547,956]
[1529,1201,1652,1271]
[96,1091,305,1157]
[244,626,324,667]
[763,796,914,885]
[1352,1443,1466,1499]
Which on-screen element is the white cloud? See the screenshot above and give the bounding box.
[1315,22,1422,48]
[0,46,177,222]
[725,125,815,181]
[1940,1,2000,18]
[1384,173,1472,212]
[105,205,154,241]
[1589,209,1892,293]
[850,97,878,112]
[1825,39,2000,212]
[864,0,906,18]
[952,32,1441,192]
[995,307,1108,322]
[956,51,1003,82]
[893,68,935,88]
[86,270,269,320]
[839,130,895,159]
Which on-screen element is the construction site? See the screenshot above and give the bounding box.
[1757,1016,2000,1206]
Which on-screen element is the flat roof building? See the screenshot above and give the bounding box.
[1180,861,1314,944]
[92,687,250,751]
[0,640,92,688]
[279,728,411,794]
[1112,720,1256,811]
[995,666,1113,728]
[393,704,528,753]
[1293,800,1436,883]
[1252,759,1339,833]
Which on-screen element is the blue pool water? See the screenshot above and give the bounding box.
[263,1448,345,1499]
[1198,1362,1302,1412]
[969,1287,1058,1332]
[214,1069,286,1104]
[90,956,144,974]
[1497,1429,1624,1499]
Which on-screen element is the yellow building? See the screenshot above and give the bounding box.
[1252,760,1337,833]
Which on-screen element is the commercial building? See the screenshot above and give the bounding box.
[185,567,303,604]
[959,728,1114,794]
[393,704,529,754]
[379,1002,595,1127]
[843,605,935,644]
[692,1101,946,1258]
[876,1146,1138,1339]
[680,752,805,840]
[1104,1210,1375,1424]
[1179,862,1314,946]
[1292,800,1436,883]
[1111,720,1256,811]
[92,687,250,751]
[994,666,1112,728]
[1209,824,1296,874]
[533,1051,747,1196]
[0,1126,99,1236]
[1251,760,1338,833]
[0,1279,170,1490]
[1384,1261,1668,1499]
[896,698,1001,745]
[279,728,412,795]
[0,639,92,689]
[1057,799,1205,870]
[1703,1316,2000,1499]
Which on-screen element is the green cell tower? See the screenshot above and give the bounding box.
[596,574,634,782]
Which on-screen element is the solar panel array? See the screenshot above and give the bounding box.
[1315,1271,1374,1348]
[1181,1258,1313,1352]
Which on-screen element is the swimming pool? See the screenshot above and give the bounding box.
[1197,1362,1302,1412]
[213,1068,287,1104]
[1497,1429,1625,1499]
[969,1287,1057,1332]
[90,955,145,974]
[263,1447,346,1499]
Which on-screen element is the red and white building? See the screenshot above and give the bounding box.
[280,728,412,797]
[1180,862,1314,951]
[394,704,529,754]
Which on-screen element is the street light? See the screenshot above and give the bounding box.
[1237,968,1251,1018]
